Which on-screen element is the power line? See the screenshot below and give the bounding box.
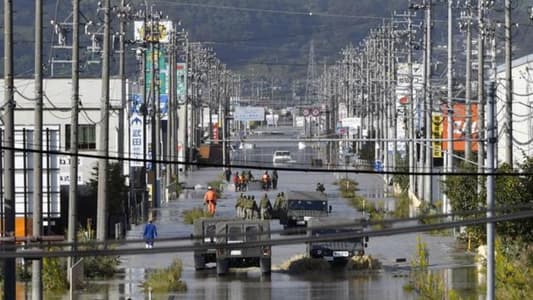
[4,209,533,259]
[0,144,531,177]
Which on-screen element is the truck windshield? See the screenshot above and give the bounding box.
[288,200,327,210]
[312,228,362,243]
[245,226,259,242]
[228,226,243,243]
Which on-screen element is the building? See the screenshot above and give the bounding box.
[496,54,533,166]
[0,78,124,235]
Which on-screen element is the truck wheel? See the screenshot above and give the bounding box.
[194,254,206,270]
[216,258,229,276]
[260,258,271,274]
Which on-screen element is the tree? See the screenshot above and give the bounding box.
[87,162,128,225]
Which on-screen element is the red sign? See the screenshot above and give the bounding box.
[212,122,219,143]
[399,96,409,105]
[442,103,479,152]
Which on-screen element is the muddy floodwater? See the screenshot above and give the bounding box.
[41,134,483,299]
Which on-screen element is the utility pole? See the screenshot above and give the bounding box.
[3,0,16,297]
[424,0,433,204]
[167,27,176,191]
[96,0,110,241]
[67,0,80,291]
[477,0,486,193]
[32,0,44,298]
[463,0,473,161]
[445,0,454,215]
[486,81,496,300]
[503,0,512,165]
[150,12,160,209]
[118,0,128,175]
[407,6,416,198]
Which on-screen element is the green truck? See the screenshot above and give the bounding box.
[306,217,368,264]
[277,191,331,230]
[193,218,271,275]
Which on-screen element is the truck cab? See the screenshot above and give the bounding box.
[214,219,271,275]
[306,217,368,264]
[278,191,331,230]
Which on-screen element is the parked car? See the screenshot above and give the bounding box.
[272,150,292,164]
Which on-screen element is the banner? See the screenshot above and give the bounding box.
[432,114,443,158]
[234,106,265,121]
[134,21,174,43]
[442,103,479,152]
[176,63,187,104]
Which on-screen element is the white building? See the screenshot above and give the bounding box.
[0,78,124,232]
[496,54,533,166]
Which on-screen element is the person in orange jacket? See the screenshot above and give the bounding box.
[204,186,218,215]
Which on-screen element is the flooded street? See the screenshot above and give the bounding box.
[53,134,481,299]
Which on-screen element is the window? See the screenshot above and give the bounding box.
[245,226,259,242]
[65,124,96,150]
[228,226,243,243]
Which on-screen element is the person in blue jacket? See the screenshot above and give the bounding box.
[143,219,158,248]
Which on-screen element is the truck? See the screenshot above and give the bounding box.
[306,217,368,264]
[193,217,231,270]
[277,191,331,230]
[193,218,271,275]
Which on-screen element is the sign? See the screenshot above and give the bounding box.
[233,106,265,121]
[432,114,443,158]
[212,122,219,143]
[145,48,169,119]
[341,117,361,131]
[130,114,144,167]
[134,20,174,43]
[442,103,479,152]
[303,108,310,117]
[311,108,320,117]
[131,94,143,114]
[176,63,187,104]
[59,174,83,185]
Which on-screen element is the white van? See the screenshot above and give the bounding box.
[273,150,292,164]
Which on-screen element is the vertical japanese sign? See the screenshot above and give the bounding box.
[176,63,187,104]
[432,114,443,159]
[212,122,219,143]
[145,48,169,118]
[130,113,144,167]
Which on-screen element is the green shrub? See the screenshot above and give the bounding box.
[143,258,187,293]
[78,224,120,278]
[394,192,410,218]
[182,207,212,224]
[406,236,452,299]
[43,253,68,292]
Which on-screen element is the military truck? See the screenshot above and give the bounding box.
[306,217,368,264]
[193,218,271,275]
[214,219,271,275]
[193,217,232,270]
[277,191,331,230]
